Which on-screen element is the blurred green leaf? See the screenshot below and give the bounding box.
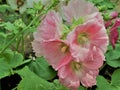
[49,79,68,90]
[0,5,11,12]
[111,69,120,86]
[0,33,7,50]
[97,69,120,90]
[28,57,56,80]
[16,66,51,90]
[0,22,17,32]
[96,75,110,90]
[78,86,86,90]
[0,50,23,78]
[106,44,120,67]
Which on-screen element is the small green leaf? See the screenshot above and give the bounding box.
[111,69,120,86]
[50,79,68,90]
[0,22,17,32]
[28,57,56,80]
[106,44,120,67]
[97,69,120,90]
[0,58,12,78]
[0,5,12,12]
[0,50,24,78]
[71,17,84,29]
[96,75,110,90]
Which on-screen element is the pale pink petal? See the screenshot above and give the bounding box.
[62,0,102,24]
[86,12,104,24]
[70,45,90,62]
[40,40,71,70]
[58,63,80,90]
[81,70,99,87]
[83,47,104,69]
[34,10,62,41]
[32,40,43,57]
[67,20,108,61]
[58,57,100,89]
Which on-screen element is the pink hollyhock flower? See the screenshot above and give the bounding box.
[110,11,118,19]
[105,20,112,28]
[33,39,72,70]
[58,47,104,90]
[105,11,119,28]
[67,20,108,61]
[62,0,103,24]
[34,10,62,42]
[109,19,120,49]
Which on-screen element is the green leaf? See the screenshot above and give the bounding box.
[71,17,84,29]
[78,86,86,90]
[0,22,17,32]
[0,50,23,78]
[0,33,7,50]
[0,58,12,78]
[0,5,11,12]
[111,69,120,86]
[49,79,68,90]
[106,44,120,67]
[97,69,120,90]
[16,66,51,90]
[28,57,56,80]
[96,75,110,90]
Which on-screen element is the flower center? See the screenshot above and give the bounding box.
[71,61,82,71]
[77,33,89,45]
[60,43,69,53]
[17,0,24,7]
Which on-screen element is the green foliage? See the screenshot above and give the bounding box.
[28,57,57,80]
[16,66,51,90]
[0,50,23,79]
[0,0,120,90]
[105,44,120,67]
[97,69,120,90]
[50,79,69,90]
[15,66,68,90]
[0,33,7,50]
[78,86,86,90]
[88,0,115,11]
[0,0,61,89]
[71,17,85,29]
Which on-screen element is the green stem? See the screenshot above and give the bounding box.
[16,35,22,51]
[0,10,42,54]
[100,62,107,71]
[21,33,24,55]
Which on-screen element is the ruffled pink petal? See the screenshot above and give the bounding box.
[34,10,62,41]
[62,0,102,23]
[32,40,43,57]
[88,21,108,52]
[83,47,104,70]
[67,20,108,61]
[86,12,104,24]
[81,70,99,87]
[58,63,80,90]
[70,44,90,62]
[40,40,72,70]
